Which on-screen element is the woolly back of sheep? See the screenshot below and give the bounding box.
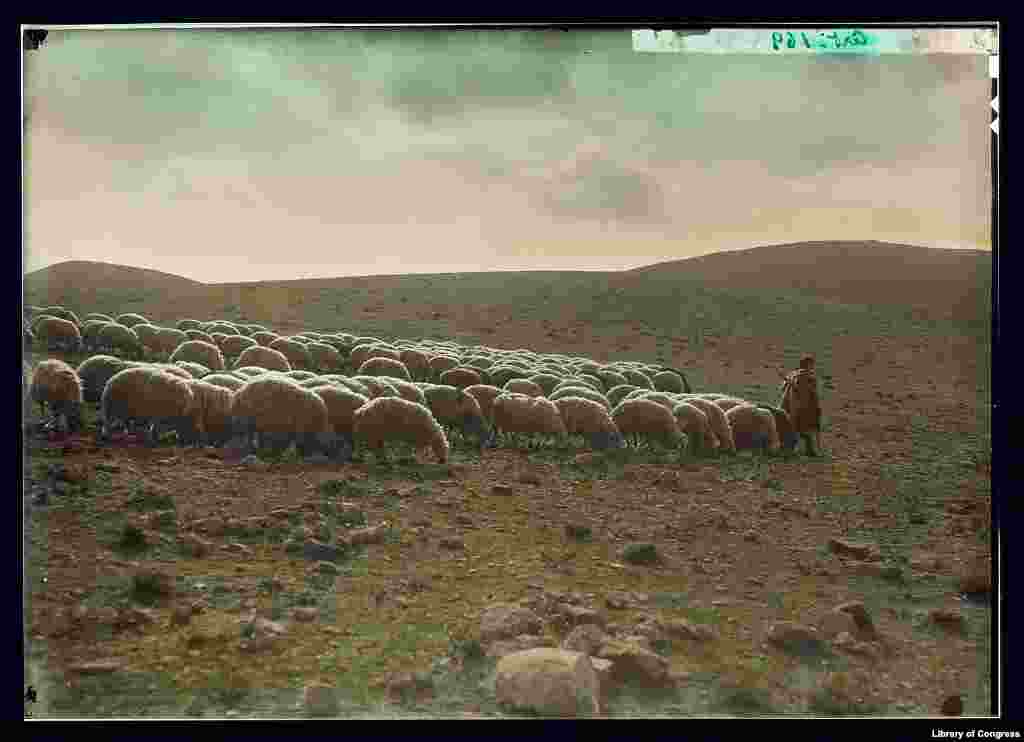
[235,346,292,373]
[170,340,226,372]
[231,377,330,435]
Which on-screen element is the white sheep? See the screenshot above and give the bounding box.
[201,373,247,392]
[30,359,84,432]
[76,355,129,405]
[179,380,235,447]
[351,396,450,464]
[100,366,196,445]
[169,340,226,372]
[234,346,292,373]
[269,337,313,370]
[549,385,610,409]
[611,398,684,450]
[679,396,735,453]
[33,317,83,353]
[488,392,566,449]
[358,356,412,381]
[313,385,369,459]
[672,402,710,454]
[228,376,337,459]
[422,384,489,444]
[504,378,545,397]
[553,396,626,451]
[725,403,781,453]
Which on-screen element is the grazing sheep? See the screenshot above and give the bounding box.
[79,320,107,351]
[219,334,258,358]
[714,397,748,412]
[201,373,247,392]
[308,342,343,372]
[672,402,711,454]
[386,378,428,406]
[97,323,143,359]
[114,313,148,328]
[234,346,291,373]
[176,319,204,332]
[488,365,530,388]
[464,384,504,422]
[428,355,460,379]
[350,376,400,399]
[40,307,81,326]
[653,370,688,395]
[154,328,188,356]
[149,363,194,380]
[269,337,313,370]
[30,359,84,432]
[312,385,368,453]
[170,340,226,372]
[252,331,280,347]
[611,398,684,450]
[554,376,602,395]
[178,380,235,446]
[440,367,483,390]
[398,348,430,380]
[421,384,489,444]
[596,368,630,391]
[284,370,318,382]
[488,392,566,449]
[358,357,412,381]
[553,396,626,451]
[758,404,799,452]
[99,366,196,445]
[228,376,337,458]
[527,373,563,396]
[680,396,735,453]
[185,329,216,345]
[84,312,114,323]
[624,390,678,412]
[33,317,83,353]
[504,378,544,397]
[174,361,211,379]
[351,396,450,464]
[549,385,611,409]
[234,366,270,378]
[204,322,239,336]
[606,384,640,408]
[132,324,162,352]
[76,355,129,405]
[726,404,780,453]
[620,369,654,390]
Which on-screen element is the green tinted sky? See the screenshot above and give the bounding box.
[23,28,992,281]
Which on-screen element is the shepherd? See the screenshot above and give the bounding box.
[779,354,823,457]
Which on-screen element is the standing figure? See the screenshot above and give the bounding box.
[780,354,823,457]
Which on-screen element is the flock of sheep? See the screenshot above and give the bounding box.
[23,305,801,464]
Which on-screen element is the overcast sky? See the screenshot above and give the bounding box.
[23,28,992,282]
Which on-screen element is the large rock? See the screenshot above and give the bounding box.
[480,603,544,643]
[486,634,552,659]
[595,638,670,688]
[495,648,601,717]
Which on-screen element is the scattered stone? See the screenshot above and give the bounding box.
[455,514,475,526]
[849,561,903,581]
[412,517,432,528]
[832,632,881,659]
[828,538,875,561]
[660,618,717,642]
[486,634,551,659]
[239,635,277,653]
[67,659,125,675]
[930,608,967,635]
[743,530,760,543]
[180,533,214,558]
[240,455,266,467]
[292,607,320,622]
[346,524,388,546]
[573,453,597,466]
[226,542,255,557]
[440,536,465,550]
[517,470,543,486]
[172,604,193,626]
[562,624,609,655]
[491,484,516,496]
[119,606,159,628]
[941,694,964,716]
[595,638,670,687]
[480,603,544,642]
[834,601,879,640]
[765,621,822,653]
[385,670,435,702]
[302,541,343,562]
[817,610,859,640]
[558,604,607,630]
[605,592,632,610]
[495,648,601,717]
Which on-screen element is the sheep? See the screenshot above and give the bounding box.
[549,385,611,409]
[606,384,640,409]
[653,369,689,395]
[464,384,504,422]
[177,380,236,447]
[421,384,489,445]
[386,378,428,406]
[204,321,239,336]
[349,344,400,370]
[672,402,711,455]
[269,337,313,370]
[33,317,83,353]
[148,363,195,380]
[234,366,271,378]
[97,323,143,359]
[185,329,217,345]
[312,385,369,455]
[210,332,229,348]
[680,396,735,453]
[76,355,130,405]
[358,357,412,381]
[169,340,226,372]
[176,319,205,332]
[596,368,630,391]
[503,378,544,397]
[308,342,344,372]
[624,389,678,412]
[488,392,566,449]
[228,376,337,459]
[487,365,531,388]
[725,404,781,453]
[201,373,247,392]
[99,366,196,445]
[40,307,81,326]
[758,404,799,452]
[132,324,162,353]
[350,376,400,399]
[84,312,114,324]
[426,355,460,380]
[611,398,684,450]
[23,325,34,349]
[440,366,483,390]
[524,373,561,396]
[620,369,654,390]
[554,376,603,394]
[116,313,149,328]
[30,359,84,432]
[252,331,280,347]
[219,334,258,358]
[174,361,211,379]
[351,396,450,464]
[714,398,749,412]
[234,346,292,373]
[284,370,318,382]
[553,396,626,451]
[154,327,188,356]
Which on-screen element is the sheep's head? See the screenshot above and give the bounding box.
[588,430,625,451]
